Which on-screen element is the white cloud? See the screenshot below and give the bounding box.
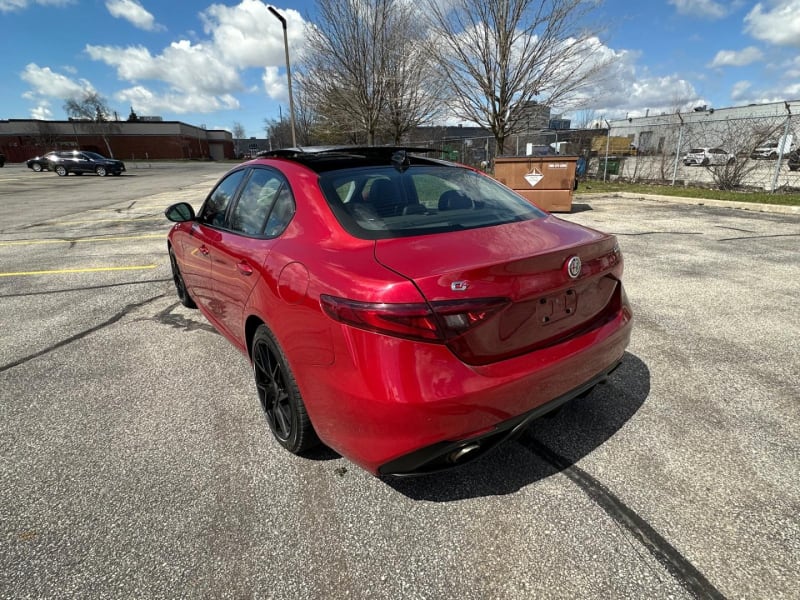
[20,63,95,100]
[85,41,243,97]
[261,66,287,101]
[0,0,73,12]
[30,102,53,120]
[105,0,163,32]
[562,45,701,118]
[200,1,306,68]
[114,85,239,115]
[84,41,245,115]
[728,78,800,105]
[709,46,764,67]
[745,0,800,47]
[16,0,313,121]
[669,0,729,19]
[731,80,753,101]
[783,55,800,78]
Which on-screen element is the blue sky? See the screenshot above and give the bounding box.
[1,0,798,138]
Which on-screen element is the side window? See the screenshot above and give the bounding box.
[198,169,247,228]
[264,185,296,238]
[230,169,285,236]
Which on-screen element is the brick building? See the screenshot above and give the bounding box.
[0,119,235,163]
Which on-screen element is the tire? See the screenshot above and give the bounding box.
[54,165,67,176]
[769,152,778,160]
[96,166,107,177]
[32,163,43,172]
[727,157,735,165]
[701,158,709,166]
[251,324,319,454]
[169,248,197,309]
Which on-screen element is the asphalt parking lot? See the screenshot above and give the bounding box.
[1,162,798,599]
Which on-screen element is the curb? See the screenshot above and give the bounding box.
[575,191,800,216]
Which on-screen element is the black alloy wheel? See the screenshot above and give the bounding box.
[169,248,197,308]
[251,325,318,454]
[54,165,67,176]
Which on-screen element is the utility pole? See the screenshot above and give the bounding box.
[770,102,792,193]
[268,6,297,148]
[671,111,684,186]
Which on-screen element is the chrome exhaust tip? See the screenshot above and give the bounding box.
[448,443,481,464]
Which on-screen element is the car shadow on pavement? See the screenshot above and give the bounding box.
[384,351,650,501]
[566,203,593,213]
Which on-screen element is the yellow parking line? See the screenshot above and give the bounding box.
[0,234,164,246]
[55,217,165,225]
[0,265,157,277]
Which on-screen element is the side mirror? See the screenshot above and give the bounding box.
[165,202,196,222]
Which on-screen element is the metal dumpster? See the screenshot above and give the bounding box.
[493,156,577,212]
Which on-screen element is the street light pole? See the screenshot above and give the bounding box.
[268,6,297,148]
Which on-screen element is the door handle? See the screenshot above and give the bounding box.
[236,261,254,276]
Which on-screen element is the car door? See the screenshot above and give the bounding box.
[56,151,78,172]
[209,167,295,345]
[179,168,248,316]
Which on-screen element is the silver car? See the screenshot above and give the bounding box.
[683,147,735,166]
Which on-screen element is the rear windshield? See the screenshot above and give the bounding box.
[318,165,546,240]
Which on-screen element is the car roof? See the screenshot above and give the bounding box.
[254,145,450,173]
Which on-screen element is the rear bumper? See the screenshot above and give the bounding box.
[299,295,633,475]
[378,358,623,476]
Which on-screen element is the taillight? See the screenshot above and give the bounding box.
[432,298,510,339]
[320,295,509,343]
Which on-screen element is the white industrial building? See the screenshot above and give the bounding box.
[606,99,798,158]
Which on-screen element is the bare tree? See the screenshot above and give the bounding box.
[301,0,443,145]
[231,122,246,157]
[379,2,448,143]
[290,82,323,146]
[63,92,118,157]
[264,117,291,149]
[64,92,111,122]
[422,0,613,155]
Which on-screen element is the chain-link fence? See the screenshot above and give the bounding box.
[411,107,799,192]
[595,111,798,192]
[410,135,496,169]
[412,129,579,171]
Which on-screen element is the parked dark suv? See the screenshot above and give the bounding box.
[0,153,5,167]
[49,151,126,177]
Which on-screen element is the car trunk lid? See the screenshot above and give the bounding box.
[373,216,623,365]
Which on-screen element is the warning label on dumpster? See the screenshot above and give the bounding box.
[524,168,543,187]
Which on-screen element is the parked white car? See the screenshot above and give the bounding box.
[683,147,735,166]
[750,139,794,160]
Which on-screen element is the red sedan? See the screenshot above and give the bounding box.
[165,147,632,475]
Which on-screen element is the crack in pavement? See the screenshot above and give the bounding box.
[0,278,171,299]
[524,437,728,600]
[0,294,167,375]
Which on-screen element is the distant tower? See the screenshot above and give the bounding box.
[127,106,139,122]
